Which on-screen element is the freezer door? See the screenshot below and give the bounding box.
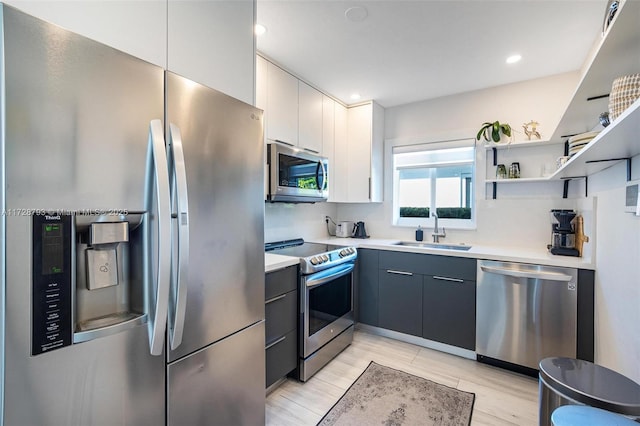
[166,72,265,361]
[167,321,265,426]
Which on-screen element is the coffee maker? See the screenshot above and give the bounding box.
[548,209,580,256]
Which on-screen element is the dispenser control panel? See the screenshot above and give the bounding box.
[32,213,72,355]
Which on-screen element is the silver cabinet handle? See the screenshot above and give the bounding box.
[433,275,464,283]
[386,270,413,276]
[265,293,287,305]
[480,265,572,282]
[167,123,190,351]
[145,119,172,356]
[265,335,286,350]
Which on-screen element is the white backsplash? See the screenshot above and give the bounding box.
[335,197,588,251]
[264,201,338,243]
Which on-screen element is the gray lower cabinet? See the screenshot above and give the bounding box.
[366,250,477,349]
[265,265,298,388]
[378,269,423,337]
[422,275,476,350]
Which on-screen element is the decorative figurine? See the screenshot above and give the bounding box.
[523,120,541,140]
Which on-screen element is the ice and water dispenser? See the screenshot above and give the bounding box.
[31,212,147,355]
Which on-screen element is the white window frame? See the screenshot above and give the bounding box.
[391,138,477,230]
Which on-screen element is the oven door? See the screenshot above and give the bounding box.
[267,143,328,203]
[301,262,354,358]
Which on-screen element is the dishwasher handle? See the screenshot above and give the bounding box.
[480,265,573,282]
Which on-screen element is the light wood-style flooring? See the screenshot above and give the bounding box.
[266,329,539,425]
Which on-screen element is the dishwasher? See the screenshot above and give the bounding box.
[476,260,578,371]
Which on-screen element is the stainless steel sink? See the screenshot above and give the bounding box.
[393,241,472,251]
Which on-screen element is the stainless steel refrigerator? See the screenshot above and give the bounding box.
[0,5,265,425]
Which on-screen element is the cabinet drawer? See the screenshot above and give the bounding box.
[265,329,297,388]
[265,265,298,300]
[379,250,476,280]
[265,290,297,344]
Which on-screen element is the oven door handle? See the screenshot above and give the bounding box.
[306,263,355,289]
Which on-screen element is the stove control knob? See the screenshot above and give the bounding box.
[310,257,319,265]
[322,255,329,262]
[339,249,346,257]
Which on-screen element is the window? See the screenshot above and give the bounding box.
[392,141,475,228]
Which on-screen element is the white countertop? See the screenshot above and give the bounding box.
[307,237,595,270]
[265,252,299,273]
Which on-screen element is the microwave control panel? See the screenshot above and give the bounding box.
[31,213,72,356]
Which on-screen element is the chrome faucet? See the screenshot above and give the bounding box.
[432,213,446,243]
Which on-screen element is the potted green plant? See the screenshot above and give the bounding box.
[476,121,512,143]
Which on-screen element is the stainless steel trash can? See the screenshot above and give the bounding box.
[539,357,640,426]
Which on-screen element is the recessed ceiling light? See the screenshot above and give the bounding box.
[255,24,267,36]
[350,93,361,101]
[506,54,522,64]
[345,6,368,22]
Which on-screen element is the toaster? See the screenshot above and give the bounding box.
[335,221,354,238]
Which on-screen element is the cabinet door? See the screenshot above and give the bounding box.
[5,0,166,67]
[423,276,476,350]
[298,81,323,154]
[347,103,373,202]
[256,55,268,114]
[378,269,422,337]
[333,102,348,202]
[168,0,255,105]
[323,96,336,200]
[266,63,298,146]
[357,249,379,326]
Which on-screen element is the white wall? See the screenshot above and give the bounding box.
[588,155,640,383]
[336,72,585,250]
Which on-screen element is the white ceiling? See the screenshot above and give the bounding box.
[256,0,609,108]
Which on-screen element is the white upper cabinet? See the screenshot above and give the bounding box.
[256,55,268,112]
[5,1,256,105]
[255,54,269,147]
[333,102,348,202]
[346,102,384,203]
[298,81,324,154]
[323,96,336,200]
[4,1,167,68]
[168,0,255,105]
[266,62,299,146]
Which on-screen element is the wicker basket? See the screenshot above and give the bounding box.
[608,73,640,121]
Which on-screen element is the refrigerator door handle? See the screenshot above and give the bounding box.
[145,119,172,356]
[168,123,190,350]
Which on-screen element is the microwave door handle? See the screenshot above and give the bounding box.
[168,123,190,350]
[321,161,327,191]
[145,119,172,356]
[315,161,321,191]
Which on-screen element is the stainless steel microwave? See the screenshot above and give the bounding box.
[266,143,328,203]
